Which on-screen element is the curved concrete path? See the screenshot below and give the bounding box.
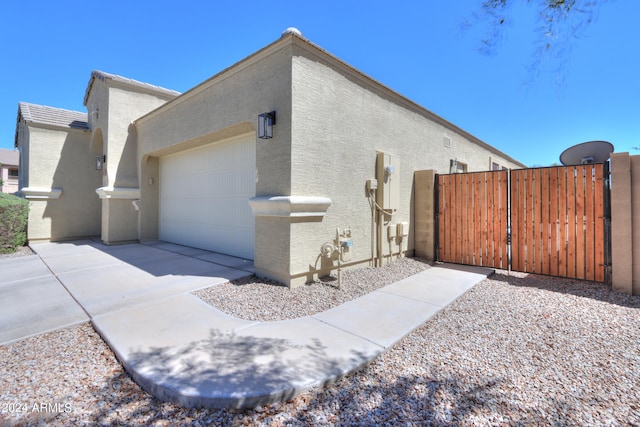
[2,241,492,409]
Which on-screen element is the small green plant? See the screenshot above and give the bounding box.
[0,192,29,253]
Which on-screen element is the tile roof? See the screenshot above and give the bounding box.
[0,148,19,166]
[18,102,89,131]
[83,70,180,106]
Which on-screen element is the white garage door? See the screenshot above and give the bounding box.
[159,134,256,259]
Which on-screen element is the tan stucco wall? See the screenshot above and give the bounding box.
[610,152,640,295]
[284,43,523,286]
[86,77,177,244]
[136,40,294,278]
[136,42,293,195]
[134,35,524,287]
[19,126,101,241]
[15,122,30,190]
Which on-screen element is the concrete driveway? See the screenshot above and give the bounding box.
[0,240,254,345]
[1,239,492,409]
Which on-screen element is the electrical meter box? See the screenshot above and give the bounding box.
[376,152,400,211]
[397,221,409,237]
[387,224,397,239]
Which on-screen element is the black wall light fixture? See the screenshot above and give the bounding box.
[96,154,106,170]
[258,111,276,139]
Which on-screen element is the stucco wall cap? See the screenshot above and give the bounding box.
[83,70,180,107]
[20,187,62,199]
[282,27,302,38]
[95,186,141,200]
[249,195,332,218]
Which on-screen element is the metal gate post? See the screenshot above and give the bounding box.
[603,161,612,284]
[507,169,512,273]
[434,174,440,262]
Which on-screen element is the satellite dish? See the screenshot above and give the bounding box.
[559,140,614,166]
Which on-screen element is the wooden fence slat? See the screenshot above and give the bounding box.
[594,164,605,282]
[482,172,489,267]
[447,174,454,262]
[465,174,474,265]
[446,175,454,262]
[516,169,527,272]
[566,167,577,278]
[455,173,463,263]
[441,175,448,262]
[494,172,500,268]
[524,169,533,272]
[487,174,496,267]
[442,175,450,262]
[509,170,518,270]
[585,165,596,281]
[437,177,444,261]
[540,168,551,275]
[532,168,542,273]
[491,172,500,268]
[460,174,468,264]
[473,173,481,265]
[549,167,559,277]
[575,165,587,279]
[500,170,508,269]
[557,167,568,277]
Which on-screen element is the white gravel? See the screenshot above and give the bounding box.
[1,258,639,426]
[193,257,431,321]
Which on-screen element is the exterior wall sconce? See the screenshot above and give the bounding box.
[96,154,106,170]
[258,111,276,139]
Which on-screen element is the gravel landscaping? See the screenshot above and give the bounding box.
[193,257,432,321]
[1,257,639,426]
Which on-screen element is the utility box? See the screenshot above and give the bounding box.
[376,152,400,211]
[387,223,397,239]
[397,221,409,237]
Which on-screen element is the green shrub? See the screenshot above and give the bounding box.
[0,193,29,253]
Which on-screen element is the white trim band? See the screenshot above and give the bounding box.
[96,187,141,200]
[249,195,332,218]
[20,187,62,199]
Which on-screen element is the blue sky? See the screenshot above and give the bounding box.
[0,1,637,167]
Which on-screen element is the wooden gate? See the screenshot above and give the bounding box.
[436,164,609,282]
[436,170,509,269]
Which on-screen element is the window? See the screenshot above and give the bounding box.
[8,168,18,179]
[492,162,500,171]
[450,159,467,173]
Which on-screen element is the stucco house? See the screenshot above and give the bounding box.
[14,29,524,287]
[0,148,19,194]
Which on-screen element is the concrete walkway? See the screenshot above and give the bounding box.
[0,240,492,409]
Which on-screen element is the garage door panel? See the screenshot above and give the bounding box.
[159,134,255,260]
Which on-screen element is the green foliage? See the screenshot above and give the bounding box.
[0,193,29,253]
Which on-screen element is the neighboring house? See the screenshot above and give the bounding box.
[0,148,19,194]
[14,29,525,287]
